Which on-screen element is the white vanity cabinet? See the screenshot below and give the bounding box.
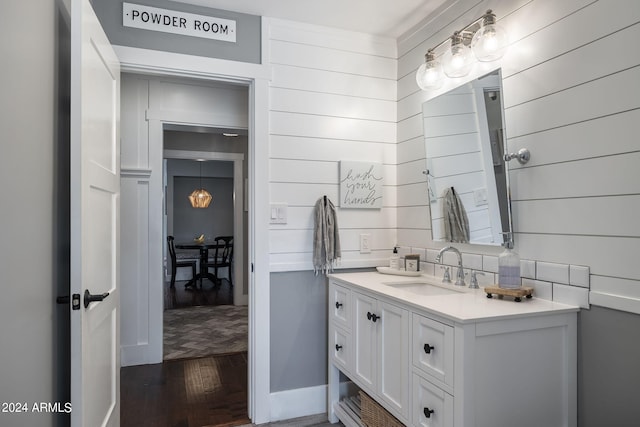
[327,273,578,427]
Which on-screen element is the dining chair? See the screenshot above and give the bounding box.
[205,235,233,287]
[167,235,197,288]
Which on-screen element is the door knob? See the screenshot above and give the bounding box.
[424,343,435,354]
[335,302,343,309]
[424,407,435,418]
[335,344,343,351]
[84,289,110,308]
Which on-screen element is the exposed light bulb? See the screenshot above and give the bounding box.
[443,32,473,78]
[416,50,444,90]
[471,10,508,61]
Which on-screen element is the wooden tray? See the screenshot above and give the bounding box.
[485,286,533,302]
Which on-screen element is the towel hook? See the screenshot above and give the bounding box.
[504,148,530,165]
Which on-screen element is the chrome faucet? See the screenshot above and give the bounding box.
[436,246,466,286]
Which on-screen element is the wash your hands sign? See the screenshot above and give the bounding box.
[123,2,236,42]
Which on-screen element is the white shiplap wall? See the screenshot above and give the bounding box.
[397,0,640,313]
[267,19,398,271]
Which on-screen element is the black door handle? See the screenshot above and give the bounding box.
[335,301,343,309]
[424,407,434,418]
[424,343,435,354]
[84,289,110,308]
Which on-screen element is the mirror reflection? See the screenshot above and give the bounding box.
[422,69,511,246]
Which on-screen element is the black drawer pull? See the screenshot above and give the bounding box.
[366,312,380,322]
[335,344,343,351]
[424,407,434,418]
[335,301,343,309]
[424,343,435,354]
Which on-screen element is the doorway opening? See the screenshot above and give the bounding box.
[162,126,248,357]
[121,66,270,422]
[121,126,251,427]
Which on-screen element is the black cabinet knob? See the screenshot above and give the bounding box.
[366,312,380,322]
[335,301,343,309]
[424,343,435,354]
[424,407,434,418]
[335,344,343,351]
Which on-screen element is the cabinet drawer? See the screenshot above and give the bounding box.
[330,282,351,330]
[412,314,454,387]
[329,325,351,372]
[412,374,453,427]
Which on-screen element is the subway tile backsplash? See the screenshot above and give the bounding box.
[399,245,591,308]
[537,262,570,284]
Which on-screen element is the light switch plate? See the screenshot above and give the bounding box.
[269,203,287,224]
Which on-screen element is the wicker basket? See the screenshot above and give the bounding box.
[359,391,405,427]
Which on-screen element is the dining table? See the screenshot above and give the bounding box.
[174,241,223,288]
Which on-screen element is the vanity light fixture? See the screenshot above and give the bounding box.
[416,10,509,90]
[443,31,474,78]
[415,49,444,90]
[188,160,213,208]
[471,10,508,61]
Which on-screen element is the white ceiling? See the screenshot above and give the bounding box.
[171,0,449,38]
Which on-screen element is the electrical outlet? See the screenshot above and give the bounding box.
[360,234,371,254]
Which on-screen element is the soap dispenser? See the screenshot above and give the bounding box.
[390,246,400,269]
[498,233,521,289]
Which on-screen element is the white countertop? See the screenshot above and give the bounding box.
[328,271,580,324]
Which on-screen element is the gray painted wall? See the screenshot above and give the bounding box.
[0,0,68,426]
[579,306,640,426]
[91,0,261,63]
[270,271,329,392]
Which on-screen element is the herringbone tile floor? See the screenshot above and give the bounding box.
[164,304,248,360]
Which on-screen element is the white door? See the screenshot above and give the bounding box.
[70,0,121,425]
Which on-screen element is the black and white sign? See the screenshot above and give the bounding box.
[339,161,383,209]
[123,2,236,42]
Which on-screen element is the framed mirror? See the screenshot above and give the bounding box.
[422,69,511,246]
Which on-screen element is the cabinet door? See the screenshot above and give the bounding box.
[412,374,454,427]
[330,282,351,330]
[353,292,377,389]
[413,314,454,387]
[379,301,409,417]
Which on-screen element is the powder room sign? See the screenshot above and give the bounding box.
[123,2,237,42]
[339,161,383,209]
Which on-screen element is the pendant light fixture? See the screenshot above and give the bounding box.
[188,160,212,208]
[416,10,509,90]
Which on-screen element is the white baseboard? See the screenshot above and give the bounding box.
[269,384,327,421]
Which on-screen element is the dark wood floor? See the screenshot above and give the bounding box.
[165,278,234,309]
[121,353,250,427]
[121,278,247,427]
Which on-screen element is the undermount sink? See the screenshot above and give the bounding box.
[383,281,463,297]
